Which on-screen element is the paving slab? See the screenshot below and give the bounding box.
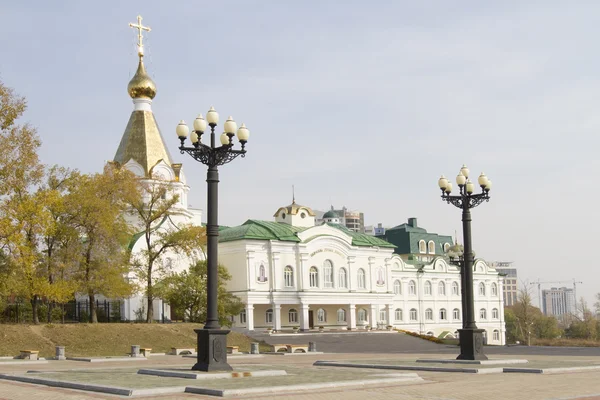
[416,358,529,365]
[138,368,287,379]
[66,356,147,362]
[314,360,503,374]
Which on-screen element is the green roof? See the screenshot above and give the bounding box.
[322,223,395,248]
[323,210,339,219]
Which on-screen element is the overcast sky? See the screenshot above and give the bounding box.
[1,1,598,307]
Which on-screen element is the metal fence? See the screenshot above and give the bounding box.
[1,300,124,324]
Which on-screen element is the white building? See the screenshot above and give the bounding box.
[219,201,506,345]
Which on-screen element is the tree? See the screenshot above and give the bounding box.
[567,298,598,340]
[157,260,243,326]
[126,179,206,322]
[511,287,542,345]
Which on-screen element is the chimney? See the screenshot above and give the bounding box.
[408,217,417,227]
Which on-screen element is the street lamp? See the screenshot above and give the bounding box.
[177,106,250,372]
[438,165,491,360]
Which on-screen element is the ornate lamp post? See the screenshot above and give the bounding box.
[176,107,249,371]
[438,165,491,360]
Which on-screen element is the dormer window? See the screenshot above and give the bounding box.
[281,213,286,219]
[428,241,435,254]
[301,212,306,218]
[419,240,426,254]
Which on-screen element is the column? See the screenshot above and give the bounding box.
[300,304,310,332]
[385,258,392,293]
[369,304,377,329]
[246,251,255,290]
[246,304,254,331]
[368,257,375,292]
[271,252,280,292]
[272,304,282,331]
[347,256,355,291]
[348,304,356,330]
[299,254,309,291]
[387,304,394,327]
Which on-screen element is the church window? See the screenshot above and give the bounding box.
[338,268,347,288]
[419,240,426,254]
[480,308,487,320]
[491,283,498,296]
[288,308,298,323]
[357,268,366,289]
[453,308,460,320]
[424,281,432,295]
[323,260,334,288]
[439,308,447,320]
[452,281,459,295]
[284,266,294,288]
[358,308,367,322]
[379,309,386,322]
[428,241,435,254]
[493,330,500,341]
[309,267,318,288]
[492,308,499,319]
[258,265,267,282]
[409,280,416,295]
[317,308,326,323]
[438,281,446,296]
[425,308,433,320]
[479,282,486,296]
[394,280,402,295]
[410,308,418,321]
[266,309,273,323]
[395,308,403,321]
[240,309,246,324]
[337,308,346,322]
[376,267,385,285]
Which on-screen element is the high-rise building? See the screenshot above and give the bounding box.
[488,262,517,307]
[542,287,576,317]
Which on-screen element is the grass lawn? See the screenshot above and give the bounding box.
[0,324,268,358]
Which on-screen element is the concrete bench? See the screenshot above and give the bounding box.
[226,346,240,354]
[140,348,151,357]
[19,350,39,360]
[286,344,308,353]
[170,347,196,355]
[270,344,289,353]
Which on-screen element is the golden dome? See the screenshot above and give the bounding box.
[127,59,156,99]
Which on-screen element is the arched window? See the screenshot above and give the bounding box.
[309,267,318,288]
[479,308,487,320]
[358,308,367,322]
[439,308,447,320]
[479,282,486,296]
[376,267,385,285]
[452,281,460,295]
[491,283,498,296]
[258,265,267,282]
[424,281,432,295]
[395,308,403,321]
[357,269,366,289]
[492,308,499,319]
[317,308,326,323]
[239,309,246,324]
[266,309,273,323]
[438,281,446,296]
[419,240,426,254]
[425,308,433,320]
[288,308,298,323]
[323,260,334,288]
[337,308,346,322]
[453,308,460,320]
[409,280,416,295]
[394,280,402,295]
[284,266,294,287]
[338,268,347,288]
[410,308,418,321]
[428,241,435,254]
[493,330,500,341]
[444,243,450,252]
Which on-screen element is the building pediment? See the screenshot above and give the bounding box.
[297,224,353,246]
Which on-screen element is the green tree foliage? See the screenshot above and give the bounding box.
[157,260,243,326]
[505,287,563,344]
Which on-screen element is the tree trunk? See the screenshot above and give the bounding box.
[31,296,39,325]
[89,293,98,323]
[146,271,154,323]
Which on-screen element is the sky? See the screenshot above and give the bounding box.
[1,1,599,307]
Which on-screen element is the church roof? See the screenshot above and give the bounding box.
[323,209,339,219]
[219,220,395,248]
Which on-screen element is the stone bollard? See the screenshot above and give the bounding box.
[308,342,316,352]
[131,345,141,358]
[55,346,66,360]
[250,342,260,354]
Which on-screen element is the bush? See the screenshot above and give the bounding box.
[398,329,444,344]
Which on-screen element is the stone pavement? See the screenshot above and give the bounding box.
[0,352,600,399]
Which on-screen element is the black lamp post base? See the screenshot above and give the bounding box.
[457,328,488,360]
[192,329,233,372]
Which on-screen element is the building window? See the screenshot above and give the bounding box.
[491,283,498,296]
[240,309,246,324]
[357,268,366,289]
[309,267,318,288]
[452,281,459,295]
[394,280,402,295]
[410,308,418,321]
[258,265,267,282]
[425,308,433,320]
[424,281,432,295]
[428,241,435,254]
[444,243,450,252]
[439,308,447,320]
[266,309,273,324]
[479,282,486,296]
[438,281,446,296]
[379,309,386,322]
[284,266,294,288]
[337,308,346,322]
[409,280,416,295]
[492,308,499,319]
[395,308,403,321]
[493,330,500,341]
[317,308,326,323]
[480,308,487,320]
[453,308,460,320]
[376,267,385,285]
[323,260,334,288]
[419,240,426,254]
[338,268,347,288]
[358,308,367,322]
[289,308,298,323]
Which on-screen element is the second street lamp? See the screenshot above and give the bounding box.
[438,165,492,360]
[177,106,250,372]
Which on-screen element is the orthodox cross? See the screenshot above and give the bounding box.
[129,15,151,56]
